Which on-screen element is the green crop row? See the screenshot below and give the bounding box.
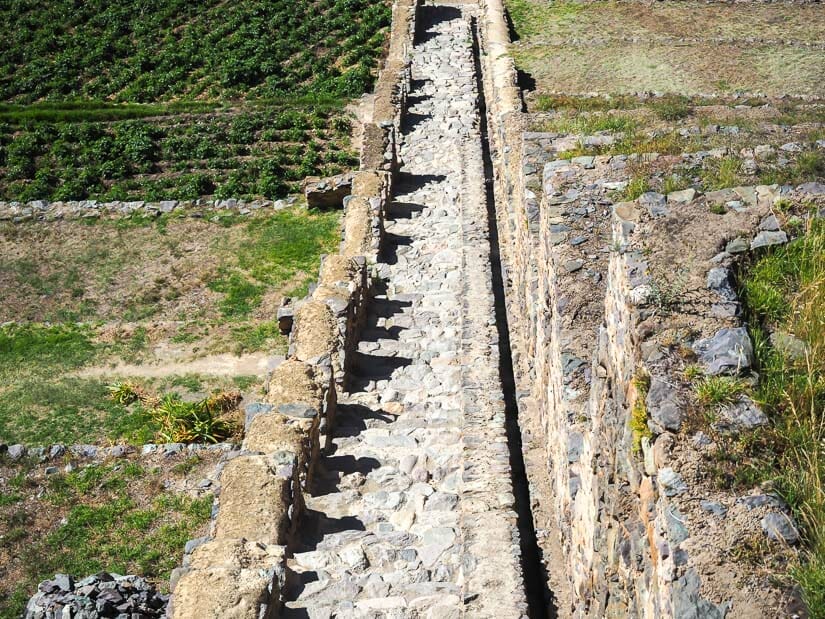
[0,0,391,103]
[0,107,359,201]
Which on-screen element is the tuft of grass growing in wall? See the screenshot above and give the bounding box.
[630,370,652,455]
[683,364,703,382]
[702,156,745,190]
[620,176,651,201]
[662,174,691,195]
[651,97,694,121]
[694,376,748,408]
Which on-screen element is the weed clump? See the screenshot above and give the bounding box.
[630,371,652,454]
[108,382,242,443]
[694,376,748,408]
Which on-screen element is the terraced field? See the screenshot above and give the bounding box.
[0,2,390,614]
[507,0,825,99]
[0,0,391,202]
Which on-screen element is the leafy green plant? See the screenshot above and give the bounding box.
[153,392,241,444]
[107,381,142,406]
[109,384,242,444]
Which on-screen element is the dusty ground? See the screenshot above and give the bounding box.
[507,0,825,99]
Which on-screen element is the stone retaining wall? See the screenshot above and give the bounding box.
[0,197,300,223]
[478,0,824,615]
[165,2,419,617]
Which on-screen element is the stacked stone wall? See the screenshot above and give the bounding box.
[166,2,420,616]
[478,0,824,615]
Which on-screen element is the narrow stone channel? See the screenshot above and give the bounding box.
[284,3,547,616]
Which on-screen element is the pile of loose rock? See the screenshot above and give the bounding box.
[25,573,168,619]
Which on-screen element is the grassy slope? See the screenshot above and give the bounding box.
[0,457,214,618]
[740,219,825,617]
[0,208,339,446]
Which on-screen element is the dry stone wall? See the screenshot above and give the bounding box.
[165,2,418,617]
[478,0,824,616]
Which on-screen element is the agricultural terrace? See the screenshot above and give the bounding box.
[0,0,391,202]
[0,0,391,615]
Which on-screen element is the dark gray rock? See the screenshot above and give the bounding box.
[700,500,727,517]
[762,512,799,544]
[665,506,689,544]
[706,267,736,301]
[26,572,167,618]
[658,468,688,496]
[759,215,781,231]
[725,237,749,254]
[244,402,274,429]
[751,230,788,250]
[7,444,26,460]
[672,568,729,619]
[715,395,768,431]
[798,181,825,196]
[737,494,785,510]
[639,192,668,217]
[692,327,754,375]
[646,377,682,433]
[564,259,583,273]
[278,403,318,419]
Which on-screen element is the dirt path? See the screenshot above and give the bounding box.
[75,351,281,379]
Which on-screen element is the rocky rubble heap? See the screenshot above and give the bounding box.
[25,573,167,619]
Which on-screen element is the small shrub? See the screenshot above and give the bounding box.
[647,269,687,313]
[652,98,694,121]
[709,203,727,215]
[683,364,703,382]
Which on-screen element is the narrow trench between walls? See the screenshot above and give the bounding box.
[470,16,556,619]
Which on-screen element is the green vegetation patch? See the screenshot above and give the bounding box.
[0,0,391,103]
[0,323,152,445]
[209,208,341,317]
[0,107,358,202]
[738,218,825,616]
[0,459,213,619]
[0,207,330,445]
